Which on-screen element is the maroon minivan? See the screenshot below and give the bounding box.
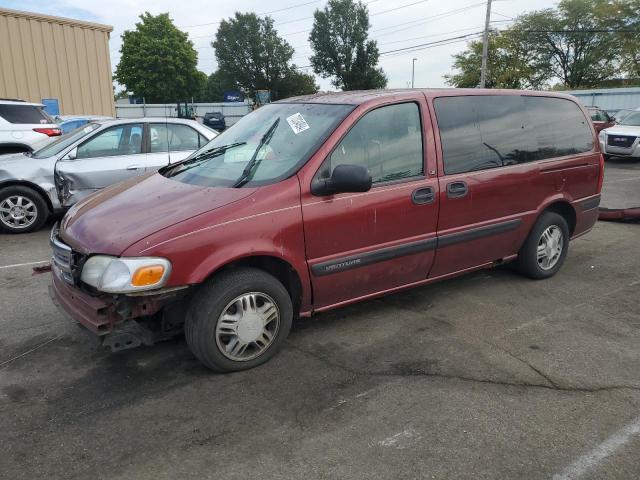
[49,89,604,372]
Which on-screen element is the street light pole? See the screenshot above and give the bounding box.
[411,58,417,88]
[479,0,492,88]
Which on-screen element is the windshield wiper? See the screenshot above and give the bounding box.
[162,142,246,176]
[233,118,280,188]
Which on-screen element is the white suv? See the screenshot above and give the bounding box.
[0,99,61,155]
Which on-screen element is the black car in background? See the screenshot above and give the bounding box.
[203,111,226,131]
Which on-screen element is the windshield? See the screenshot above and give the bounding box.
[31,123,101,159]
[620,112,640,126]
[163,103,354,188]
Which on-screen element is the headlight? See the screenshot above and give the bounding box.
[80,255,171,293]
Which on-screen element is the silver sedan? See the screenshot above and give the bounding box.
[0,118,217,233]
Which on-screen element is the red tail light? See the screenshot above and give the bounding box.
[33,127,62,137]
[597,153,605,193]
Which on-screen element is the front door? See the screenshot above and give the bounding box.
[301,101,439,309]
[55,122,145,205]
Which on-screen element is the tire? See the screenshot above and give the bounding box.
[185,267,293,372]
[516,211,569,280]
[0,185,49,234]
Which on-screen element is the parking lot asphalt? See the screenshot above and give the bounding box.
[1,161,639,480]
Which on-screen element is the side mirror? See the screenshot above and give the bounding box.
[312,164,372,196]
[63,147,77,160]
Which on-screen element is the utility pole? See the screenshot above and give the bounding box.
[411,58,417,88]
[479,0,492,88]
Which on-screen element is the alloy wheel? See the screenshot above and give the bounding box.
[0,195,38,230]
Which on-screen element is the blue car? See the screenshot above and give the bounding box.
[59,116,112,134]
[203,111,226,131]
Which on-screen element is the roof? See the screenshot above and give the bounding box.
[0,7,113,33]
[104,117,204,125]
[279,88,579,105]
[0,99,44,107]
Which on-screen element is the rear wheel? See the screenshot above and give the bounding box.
[0,185,49,234]
[185,267,293,372]
[516,211,569,280]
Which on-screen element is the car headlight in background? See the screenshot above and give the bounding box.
[599,131,606,141]
[80,256,171,293]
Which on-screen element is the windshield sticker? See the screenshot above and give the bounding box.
[83,126,93,134]
[286,113,310,135]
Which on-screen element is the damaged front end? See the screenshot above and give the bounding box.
[48,225,189,351]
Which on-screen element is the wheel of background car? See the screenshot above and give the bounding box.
[0,185,49,234]
[516,211,569,280]
[185,267,293,372]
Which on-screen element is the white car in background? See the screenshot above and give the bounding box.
[599,110,640,160]
[0,99,61,154]
[0,117,217,233]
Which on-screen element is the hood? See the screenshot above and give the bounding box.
[602,125,640,135]
[60,173,256,255]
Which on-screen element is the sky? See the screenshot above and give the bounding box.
[0,0,559,91]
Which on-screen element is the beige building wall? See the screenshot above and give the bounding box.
[0,8,115,116]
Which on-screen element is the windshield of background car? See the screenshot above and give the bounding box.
[163,103,354,187]
[31,123,101,159]
[620,112,640,126]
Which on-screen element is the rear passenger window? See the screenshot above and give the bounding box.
[150,123,202,153]
[0,104,52,124]
[434,96,593,175]
[328,102,423,184]
[525,97,594,159]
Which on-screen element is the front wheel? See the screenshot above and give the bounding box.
[185,267,293,372]
[0,185,49,234]
[516,212,569,280]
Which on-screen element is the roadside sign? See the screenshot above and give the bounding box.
[41,98,60,116]
[223,90,244,102]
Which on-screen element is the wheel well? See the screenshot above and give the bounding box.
[216,256,303,316]
[0,180,53,214]
[544,201,576,234]
[0,144,32,154]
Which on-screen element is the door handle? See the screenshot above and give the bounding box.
[412,187,435,205]
[126,165,143,170]
[446,181,468,199]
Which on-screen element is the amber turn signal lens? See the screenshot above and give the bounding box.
[131,265,165,287]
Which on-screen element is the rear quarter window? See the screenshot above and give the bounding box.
[434,95,593,175]
[0,104,52,124]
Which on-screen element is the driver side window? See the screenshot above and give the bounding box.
[76,124,143,159]
[326,102,424,184]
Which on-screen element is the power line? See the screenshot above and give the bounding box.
[380,31,484,56]
[191,0,430,40]
[178,0,322,28]
[293,30,488,69]
[289,22,511,60]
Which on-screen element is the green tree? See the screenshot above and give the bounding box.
[597,0,640,78]
[445,32,545,89]
[511,0,620,89]
[278,68,320,99]
[204,71,230,102]
[446,0,633,89]
[309,0,387,90]
[115,12,203,103]
[213,13,317,100]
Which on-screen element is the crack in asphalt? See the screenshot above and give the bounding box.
[287,343,640,395]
